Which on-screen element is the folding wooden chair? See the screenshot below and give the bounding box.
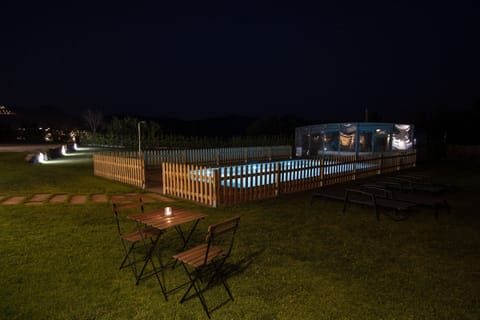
[111,195,165,292]
[173,216,240,318]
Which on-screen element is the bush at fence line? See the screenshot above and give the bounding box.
[82,132,294,149]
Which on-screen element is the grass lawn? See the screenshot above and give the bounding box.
[0,150,479,319]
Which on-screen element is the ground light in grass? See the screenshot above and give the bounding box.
[38,147,95,165]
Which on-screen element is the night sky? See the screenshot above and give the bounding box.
[1,1,479,121]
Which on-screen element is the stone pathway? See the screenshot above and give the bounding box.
[0,193,176,206]
[2,196,27,205]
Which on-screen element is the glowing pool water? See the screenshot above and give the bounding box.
[191,159,377,188]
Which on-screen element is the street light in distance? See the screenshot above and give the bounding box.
[138,121,146,155]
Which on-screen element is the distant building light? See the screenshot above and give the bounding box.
[0,105,16,115]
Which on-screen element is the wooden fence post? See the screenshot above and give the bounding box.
[140,154,145,189]
[353,154,358,180]
[213,169,220,208]
[320,157,324,187]
[161,162,165,194]
[275,162,280,196]
[378,153,383,175]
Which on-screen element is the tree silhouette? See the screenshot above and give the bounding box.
[83,109,103,133]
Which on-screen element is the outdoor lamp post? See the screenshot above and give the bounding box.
[138,121,146,154]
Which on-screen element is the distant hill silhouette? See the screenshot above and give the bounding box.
[104,113,310,136]
[4,106,83,129]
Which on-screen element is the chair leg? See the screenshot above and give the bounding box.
[120,241,141,282]
[180,265,199,303]
[119,242,136,270]
[135,236,161,285]
[222,279,234,301]
[150,255,168,301]
[193,279,210,318]
[180,266,211,318]
[204,260,234,304]
[207,259,230,295]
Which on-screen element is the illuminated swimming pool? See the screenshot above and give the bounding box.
[192,159,377,188]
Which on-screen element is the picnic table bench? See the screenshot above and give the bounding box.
[311,186,416,221]
[381,176,448,194]
[360,183,450,219]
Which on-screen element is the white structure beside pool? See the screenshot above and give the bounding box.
[295,122,414,157]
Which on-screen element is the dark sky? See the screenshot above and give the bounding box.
[1,1,479,121]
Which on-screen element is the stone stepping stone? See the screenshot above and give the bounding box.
[4,194,53,205]
[28,194,52,202]
[70,195,88,204]
[91,194,108,203]
[49,194,69,203]
[144,193,176,202]
[25,201,44,206]
[142,196,157,203]
[2,196,27,205]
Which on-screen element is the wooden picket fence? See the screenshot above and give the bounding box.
[93,152,145,189]
[93,146,291,189]
[162,150,416,207]
[92,147,415,206]
[144,145,292,168]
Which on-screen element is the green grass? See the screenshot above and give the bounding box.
[0,151,479,319]
[0,151,137,195]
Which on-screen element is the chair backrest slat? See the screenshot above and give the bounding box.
[204,216,240,266]
[209,225,237,237]
[114,202,144,211]
[112,195,145,237]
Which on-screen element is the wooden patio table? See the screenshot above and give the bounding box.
[128,207,207,300]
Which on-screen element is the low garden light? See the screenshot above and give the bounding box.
[37,152,47,163]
